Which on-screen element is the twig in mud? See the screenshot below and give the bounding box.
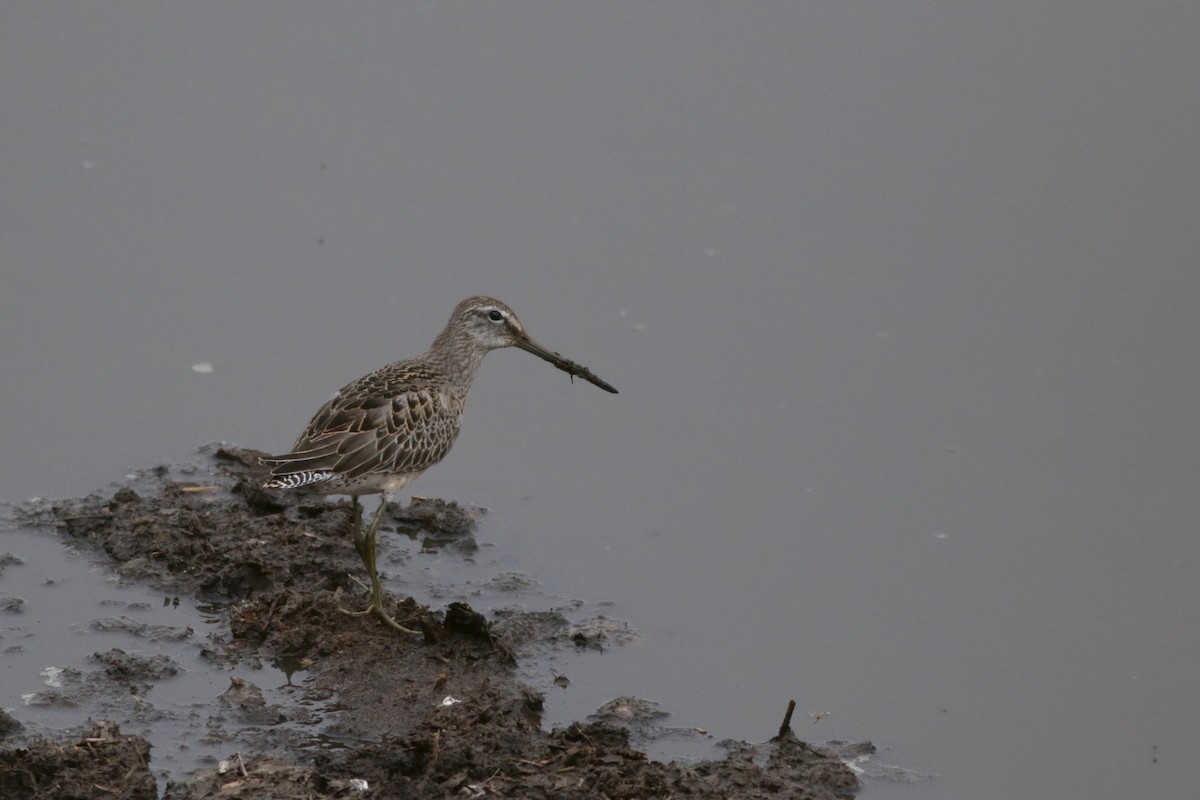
[264,593,283,624]
[777,698,797,738]
[14,767,38,791]
[122,763,144,786]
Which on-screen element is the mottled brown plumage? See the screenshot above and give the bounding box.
[262,296,617,633]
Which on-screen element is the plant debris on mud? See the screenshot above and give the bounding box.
[1,445,863,799]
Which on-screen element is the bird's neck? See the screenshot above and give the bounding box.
[426,324,488,387]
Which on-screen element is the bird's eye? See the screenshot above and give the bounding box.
[487,310,504,322]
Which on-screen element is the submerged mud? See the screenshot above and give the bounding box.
[0,445,863,799]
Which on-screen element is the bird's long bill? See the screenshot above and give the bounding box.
[515,335,619,394]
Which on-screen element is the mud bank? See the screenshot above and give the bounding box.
[1,446,863,799]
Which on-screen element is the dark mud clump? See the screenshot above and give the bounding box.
[0,720,156,800]
[5,444,863,799]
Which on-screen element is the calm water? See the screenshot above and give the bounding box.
[3,4,1198,797]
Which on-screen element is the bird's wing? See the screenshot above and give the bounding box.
[265,379,461,480]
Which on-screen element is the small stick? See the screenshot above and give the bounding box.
[778,699,797,738]
[552,357,618,393]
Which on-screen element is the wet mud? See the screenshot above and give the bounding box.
[0,445,863,799]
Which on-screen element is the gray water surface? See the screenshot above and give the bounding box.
[3,4,1198,798]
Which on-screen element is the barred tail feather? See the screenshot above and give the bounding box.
[262,469,336,490]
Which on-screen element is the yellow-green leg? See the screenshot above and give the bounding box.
[340,493,421,635]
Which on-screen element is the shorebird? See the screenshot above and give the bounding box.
[262,296,617,633]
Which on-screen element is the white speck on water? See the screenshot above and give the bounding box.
[191,362,214,374]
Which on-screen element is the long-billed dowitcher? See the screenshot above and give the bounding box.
[262,296,617,633]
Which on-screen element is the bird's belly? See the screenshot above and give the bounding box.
[320,471,424,496]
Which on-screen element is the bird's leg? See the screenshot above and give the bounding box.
[340,493,421,635]
[349,495,377,587]
[359,499,387,600]
[345,496,373,593]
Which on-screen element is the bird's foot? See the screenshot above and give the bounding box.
[337,589,421,635]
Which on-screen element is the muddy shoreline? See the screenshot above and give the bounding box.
[1,445,863,799]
